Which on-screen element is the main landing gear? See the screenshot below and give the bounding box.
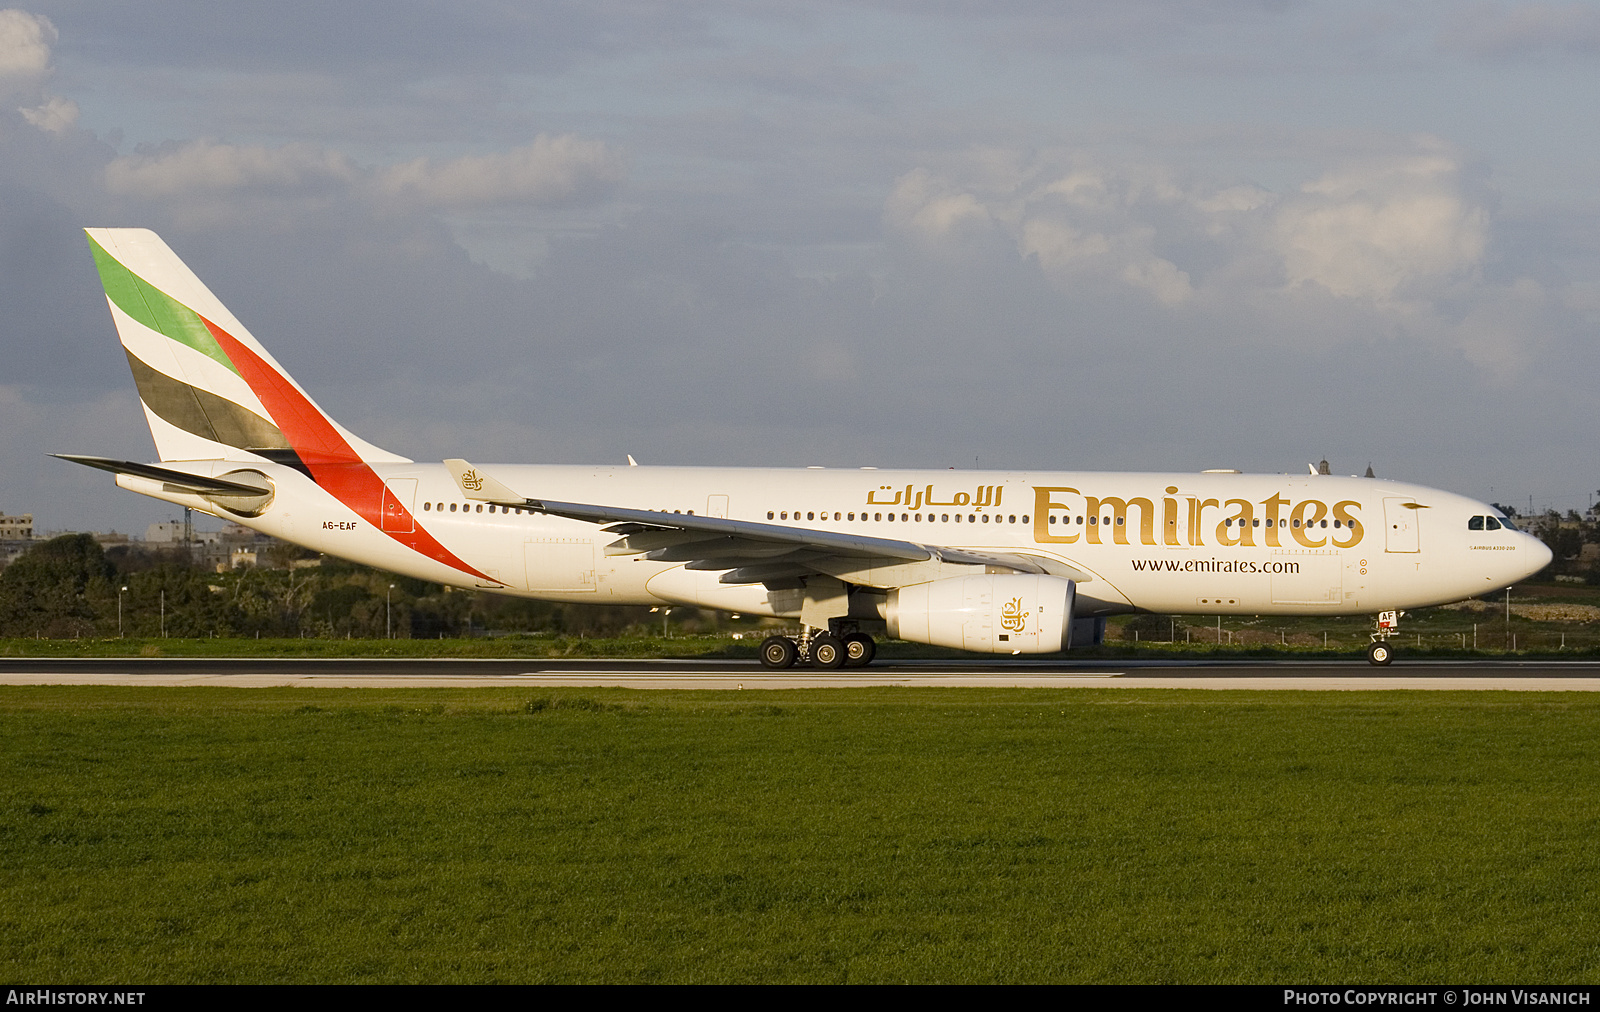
[759,628,876,670]
[1366,610,1402,666]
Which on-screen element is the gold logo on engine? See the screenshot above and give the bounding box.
[1000,597,1026,633]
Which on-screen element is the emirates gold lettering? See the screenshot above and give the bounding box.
[1291,499,1329,547]
[1218,499,1256,547]
[1032,486,1080,544]
[1193,498,1219,546]
[1261,494,1289,547]
[882,483,1365,549]
[1332,500,1363,548]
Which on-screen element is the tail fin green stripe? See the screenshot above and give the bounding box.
[87,235,238,376]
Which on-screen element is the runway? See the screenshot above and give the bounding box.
[2,657,1600,690]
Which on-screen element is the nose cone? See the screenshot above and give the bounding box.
[1520,534,1554,580]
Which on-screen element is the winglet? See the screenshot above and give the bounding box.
[444,459,530,504]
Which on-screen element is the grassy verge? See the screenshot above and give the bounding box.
[4,686,1600,982]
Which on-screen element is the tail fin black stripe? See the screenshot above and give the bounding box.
[124,348,292,453]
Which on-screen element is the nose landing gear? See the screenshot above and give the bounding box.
[1367,610,1402,666]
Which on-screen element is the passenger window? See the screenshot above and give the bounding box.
[449,503,457,512]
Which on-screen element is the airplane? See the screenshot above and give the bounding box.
[59,227,1552,667]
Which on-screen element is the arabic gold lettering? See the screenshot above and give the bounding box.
[1000,597,1027,633]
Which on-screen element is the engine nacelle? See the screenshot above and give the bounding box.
[887,574,1075,654]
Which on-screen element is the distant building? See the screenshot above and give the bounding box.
[146,521,222,545]
[0,512,33,540]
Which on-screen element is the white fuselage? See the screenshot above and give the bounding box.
[123,463,1550,619]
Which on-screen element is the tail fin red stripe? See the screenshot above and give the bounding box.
[202,317,494,582]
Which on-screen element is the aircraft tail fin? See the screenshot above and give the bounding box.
[84,228,408,467]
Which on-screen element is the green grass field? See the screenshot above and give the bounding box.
[4,687,1599,983]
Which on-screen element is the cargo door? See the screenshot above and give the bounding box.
[525,538,597,593]
[1270,550,1342,606]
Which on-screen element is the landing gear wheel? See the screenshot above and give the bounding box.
[1367,641,1394,666]
[843,633,876,668]
[760,635,798,669]
[810,633,847,670]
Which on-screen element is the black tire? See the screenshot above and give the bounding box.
[760,635,798,669]
[1367,640,1394,666]
[810,633,847,669]
[843,633,876,667]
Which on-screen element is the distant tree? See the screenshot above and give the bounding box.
[0,534,116,637]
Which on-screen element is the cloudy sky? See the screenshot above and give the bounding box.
[2,1,1598,535]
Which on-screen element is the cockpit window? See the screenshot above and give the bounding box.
[1494,515,1517,531]
[1468,516,1484,530]
[1470,514,1516,532]
[1485,516,1503,531]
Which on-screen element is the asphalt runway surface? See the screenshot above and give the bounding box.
[2,657,1599,689]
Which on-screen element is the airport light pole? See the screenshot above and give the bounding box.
[387,584,394,639]
[118,585,127,637]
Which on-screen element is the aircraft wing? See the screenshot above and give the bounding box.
[444,459,1084,588]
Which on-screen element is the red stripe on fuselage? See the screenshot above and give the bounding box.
[201,317,494,583]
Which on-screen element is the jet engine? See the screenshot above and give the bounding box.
[886,573,1075,654]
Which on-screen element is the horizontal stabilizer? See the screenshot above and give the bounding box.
[53,454,272,498]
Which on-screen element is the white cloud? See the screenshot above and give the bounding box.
[888,144,1489,310]
[18,93,76,132]
[375,135,625,208]
[0,9,79,136]
[0,8,53,83]
[1274,153,1487,301]
[104,140,359,197]
[883,168,997,245]
[104,134,626,215]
